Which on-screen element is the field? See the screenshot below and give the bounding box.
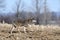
[0,23,60,40]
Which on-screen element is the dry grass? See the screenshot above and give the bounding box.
[0,23,60,40]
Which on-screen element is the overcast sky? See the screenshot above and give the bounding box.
[0,0,59,13]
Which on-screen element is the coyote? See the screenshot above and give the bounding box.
[13,18,34,26]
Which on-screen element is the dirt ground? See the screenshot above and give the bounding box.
[0,23,60,40]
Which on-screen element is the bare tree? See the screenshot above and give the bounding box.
[0,0,6,23]
[43,0,52,25]
[34,0,42,24]
[13,0,21,24]
[43,0,47,25]
[16,0,21,18]
[35,0,39,24]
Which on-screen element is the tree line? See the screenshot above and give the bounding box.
[0,0,60,25]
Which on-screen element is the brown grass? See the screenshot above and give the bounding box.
[0,23,60,40]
